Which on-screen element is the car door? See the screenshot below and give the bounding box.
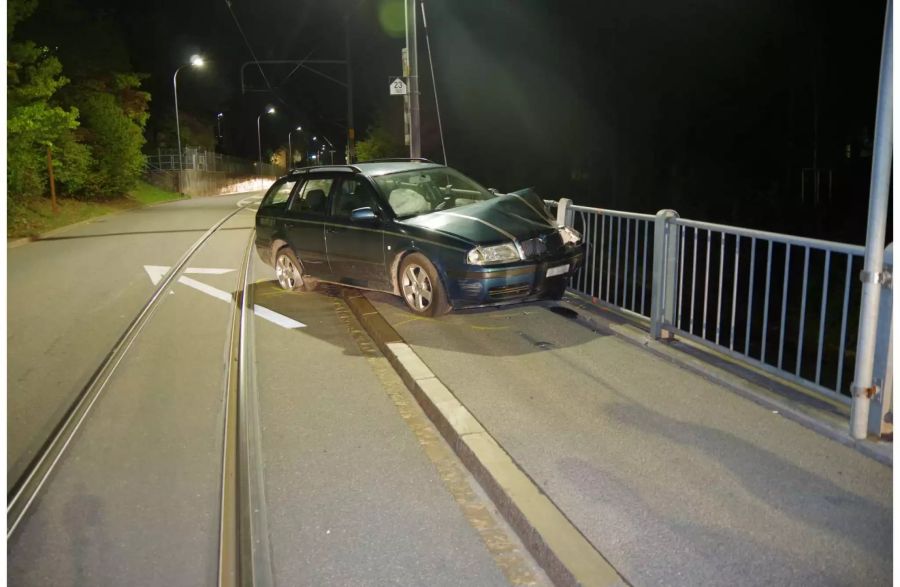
[256,177,300,264]
[325,175,389,290]
[283,175,337,279]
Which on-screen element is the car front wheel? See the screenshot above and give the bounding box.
[398,253,449,317]
[275,247,316,292]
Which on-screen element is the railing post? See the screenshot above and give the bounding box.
[850,0,891,440]
[650,209,679,339]
[556,197,574,228]
[868,242,893,437]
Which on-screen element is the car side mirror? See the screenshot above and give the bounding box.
[350,207,379,223]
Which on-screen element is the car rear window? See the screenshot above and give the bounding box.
[260,179,298,208]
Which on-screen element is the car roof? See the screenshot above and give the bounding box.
[282,160,445,182]
[351,160,444,177]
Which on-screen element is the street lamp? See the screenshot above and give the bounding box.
[288,125,302,171]
[173,54,205,169]
[320,135,336,165]
[257,106,276,170]
[216,112,224,141]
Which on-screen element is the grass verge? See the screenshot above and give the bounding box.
[7,180,185,239]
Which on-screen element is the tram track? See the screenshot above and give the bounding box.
[7,205,251,538]
[219,229,274,587]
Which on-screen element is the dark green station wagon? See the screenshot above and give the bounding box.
[254,159,584,316]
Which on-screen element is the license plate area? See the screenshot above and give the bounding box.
[546,264,569,278]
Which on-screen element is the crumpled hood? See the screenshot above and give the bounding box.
[400,190,558,245]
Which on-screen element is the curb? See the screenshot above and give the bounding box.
[341,289,628,587]
[560,295,892,467]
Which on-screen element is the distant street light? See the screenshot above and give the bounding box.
[216,112,224,141]
[173,54,205,169]
[257,107,276,170]
[319,135,336,165]
[287,125,302,171]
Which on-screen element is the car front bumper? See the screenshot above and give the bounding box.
[444,246,584,309]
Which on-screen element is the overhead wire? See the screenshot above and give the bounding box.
[420,1,447,165]
[223,0,274,92]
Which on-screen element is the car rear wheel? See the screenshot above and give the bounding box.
[275,247,316,292]
[399,253,449,317]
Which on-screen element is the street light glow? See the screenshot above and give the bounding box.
[296,126,303,131]
[190,54,204,67]
[266,107,276,114]
[217,112,224,118]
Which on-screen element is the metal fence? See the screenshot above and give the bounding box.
[145,147,281,177]
[550,200,871,404]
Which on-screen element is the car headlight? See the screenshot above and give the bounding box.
[559,226,582,245]
[467,243,522,265]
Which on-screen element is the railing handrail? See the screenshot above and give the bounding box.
[552,199,864,254]
[673,217,866,256]
[569,204,656,222]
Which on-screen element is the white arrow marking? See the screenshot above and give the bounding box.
[144,265,234,286]
[143,265,306,329]
[253,304,305,329]
[178,275,233,303]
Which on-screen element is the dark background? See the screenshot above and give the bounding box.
[37,0,891,242]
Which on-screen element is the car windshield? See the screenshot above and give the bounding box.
[374,167,495,219]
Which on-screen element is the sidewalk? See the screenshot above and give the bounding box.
[353,291,892,586]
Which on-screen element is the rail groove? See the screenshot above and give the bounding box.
[218,230,274,587]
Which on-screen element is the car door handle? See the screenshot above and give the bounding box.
[325,226,345,234]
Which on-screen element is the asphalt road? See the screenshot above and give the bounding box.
[365,292,893,586]
[7,194,545,585]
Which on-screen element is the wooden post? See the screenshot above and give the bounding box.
[46,145,58,214]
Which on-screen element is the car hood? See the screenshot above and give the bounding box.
[399,190,558,245]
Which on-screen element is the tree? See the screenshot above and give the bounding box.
[355,114,405,162]
[20,0,151,198]
[7,37,87,202]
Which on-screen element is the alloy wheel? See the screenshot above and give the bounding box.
[401,263,433,311]
[276,254,302,290]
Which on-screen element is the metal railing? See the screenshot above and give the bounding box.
[570,206,657,320]
[551,200,872,404]
[145,147,282,177]
[667,219,864,403]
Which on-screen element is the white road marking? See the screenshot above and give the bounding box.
[253,304,306,329]
[143,265,306,329]
[178,275,233,303]
[144,265,235,285]
[237,195,264,212]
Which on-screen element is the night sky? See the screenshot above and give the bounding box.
[23,0,889,241]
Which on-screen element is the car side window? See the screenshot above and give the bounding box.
[260,179,299,209]
[331,177,381,220]
[289,177,334,216]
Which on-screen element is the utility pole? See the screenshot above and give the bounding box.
[46,145,58,214]
[405,0,421,158]
[850,0,892,439]
[345,22,355,163]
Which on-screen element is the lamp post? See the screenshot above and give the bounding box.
[257,106,276,171]
[319,135,336,164]
[173,54,204,169]
[216,112,224,141]
[288,125,302,171]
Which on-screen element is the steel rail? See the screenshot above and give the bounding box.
[7,205,249,537]
[218,229,276,587]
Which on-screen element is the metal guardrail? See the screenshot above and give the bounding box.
[549,200,872,404]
